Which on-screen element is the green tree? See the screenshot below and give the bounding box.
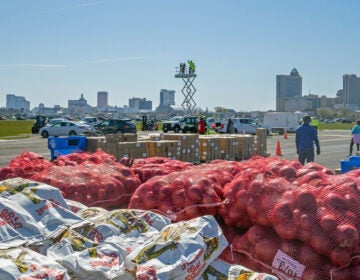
[214,106,227,113]
[316,108,334,119]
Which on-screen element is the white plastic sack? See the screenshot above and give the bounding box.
[0,247,70,280]
[126,215,228,280]
[0,178,69,210]
[57,243,127,280]
[199,259,278,280]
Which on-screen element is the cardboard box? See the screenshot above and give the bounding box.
[85,136,106,152]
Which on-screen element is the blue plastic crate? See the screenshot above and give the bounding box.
[349,156,360,161]
[340,159,360,173]
[48,136,87,160]
[50,148,82,160]
[67,136,87,150]
[48,137,68,149]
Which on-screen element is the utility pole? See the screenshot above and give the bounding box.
[175,61,197,114]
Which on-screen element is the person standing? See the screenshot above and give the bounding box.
[198,117,206,134]
[188,60,195,73]
[311,117,319,131]
[295,115,320,165]
[226,118,235,134]
[349,119,360,157]
[180,63,186,74]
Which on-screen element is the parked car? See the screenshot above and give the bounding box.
[207,117,226,132]
[39,121,93,138]
[341,119,352,123]
[181,116,199,133]
[79,116,101,125]
[94,118,137,134]
[162,116,185,133]
[46,118,66,126]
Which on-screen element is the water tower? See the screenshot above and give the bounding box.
[175,61,197,114]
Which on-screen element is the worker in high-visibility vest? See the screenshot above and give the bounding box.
[311,117,319,131]
[188,60,195,73]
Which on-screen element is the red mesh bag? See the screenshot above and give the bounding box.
[215,156,360,274]
[54,149,117,166]
[128,164,234,222]
[0,150,54,180]
[31,159,141,210]
[219,172,296,229]
[226,224,358,280]
[129,157,193,183]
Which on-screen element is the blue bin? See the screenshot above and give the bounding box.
[48,136,87,160]
[349,156,360,161]
[67,136,87,150]
[340,159,360,173]
[50,147,83,160]
[48,137,68,149]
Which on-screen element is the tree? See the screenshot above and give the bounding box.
[316,108,334,119]
[214,106,227,113]
[338,107,352,118]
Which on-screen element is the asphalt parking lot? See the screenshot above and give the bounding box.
[0,130,352,171]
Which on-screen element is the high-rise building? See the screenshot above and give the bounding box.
[160,89,175,107]
[343,74,360,110]
[128,97,152,111]
[68,94,92,115]
[97,91,108,108]
[276,68,302,111]
[68,94,88,107]
[6,94,30,112]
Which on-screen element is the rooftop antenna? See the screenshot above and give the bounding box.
[175,60,197,114]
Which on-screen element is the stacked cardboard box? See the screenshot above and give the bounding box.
[163,133,199,162]
[85,130,267,162]
[123,133,138,142]
[255,128,268,156]
[148,133,165,141]
[199,136,220,162]
[102,133,124,158]
[85,136,106,152]
[117,141,147,159]
[145,140,181,159]
[105,133,124,143]
[237,134,254,160]
[219,135,238,161]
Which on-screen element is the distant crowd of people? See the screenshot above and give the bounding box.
[195,114,360,167]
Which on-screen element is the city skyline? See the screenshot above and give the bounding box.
[1,1,360,111]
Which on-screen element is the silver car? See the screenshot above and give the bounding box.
[39,121,92,138]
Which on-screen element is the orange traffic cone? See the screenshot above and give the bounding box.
[276,140,282,156]
[283,129,288,139]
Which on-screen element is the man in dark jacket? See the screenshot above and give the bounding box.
[295,115,320,165]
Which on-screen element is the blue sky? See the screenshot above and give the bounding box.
[1,0,359,111]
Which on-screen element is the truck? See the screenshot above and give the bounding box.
[216,118,270,135]
[162,116,200,133]
[263,112,307,134]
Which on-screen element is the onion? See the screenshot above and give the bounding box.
[336,224,359,248]
[330,246,351,267]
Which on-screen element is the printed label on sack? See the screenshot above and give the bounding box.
[272,249,305,280]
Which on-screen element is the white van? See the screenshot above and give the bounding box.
[218,118,270,135]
